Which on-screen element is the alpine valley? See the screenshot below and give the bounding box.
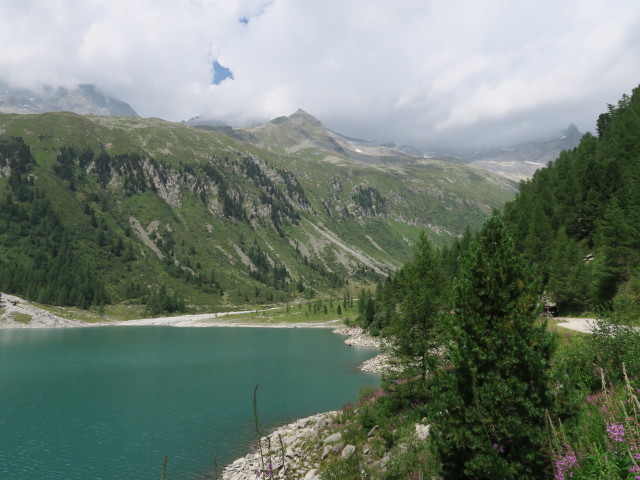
[0,109,515,313]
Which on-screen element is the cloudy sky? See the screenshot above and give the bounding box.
[1,0,639,148]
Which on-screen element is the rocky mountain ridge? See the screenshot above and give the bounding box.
[191,110,582,180]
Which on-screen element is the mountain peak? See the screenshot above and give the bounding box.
[289,108,322,125]
[291,108,312,118]
[565,123,580,134]
[562,123,582,142]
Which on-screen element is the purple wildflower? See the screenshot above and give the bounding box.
[586,392,604,405]
[607,422,626,442]
[492,443,505,454]
[555,448,578,480]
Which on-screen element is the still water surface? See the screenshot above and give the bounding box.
[0,326,378,479]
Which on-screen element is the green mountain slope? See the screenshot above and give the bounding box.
[0,112,515,311]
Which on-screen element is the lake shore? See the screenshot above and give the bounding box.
[1,292,386,479]
[0,293,388,367]
[0,292,391,373]
[0,292,341,330]
[220,410,341,480]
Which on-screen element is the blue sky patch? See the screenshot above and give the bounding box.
[212,60,234,85]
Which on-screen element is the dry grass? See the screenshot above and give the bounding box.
[10,312,32,324]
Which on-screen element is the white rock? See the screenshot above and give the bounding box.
[322,445,332,459]
[304,469,319,479]
[342,444,356,459]
[415,423,430,440]
[323,432,342,444]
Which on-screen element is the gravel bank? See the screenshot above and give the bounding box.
[0,293,90,328]
[221,411,340,480]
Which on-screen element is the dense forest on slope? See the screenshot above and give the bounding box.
[0,137,109,307]
[502,86,640,313]
[363,86,640,328]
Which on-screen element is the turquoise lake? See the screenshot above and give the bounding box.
[0,326,379,480]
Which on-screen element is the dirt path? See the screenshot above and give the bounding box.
[553,317,597,333]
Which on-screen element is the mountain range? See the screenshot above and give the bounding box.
[0,109,514,311]
[1,80,582,181]
[188,111,582,180]
[445,124,583,181]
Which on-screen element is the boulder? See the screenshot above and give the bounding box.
[322,445,332,459]
[323,432,342,444]
[332,442,345,454]
[341,444,356,459]
[304,469,319,480]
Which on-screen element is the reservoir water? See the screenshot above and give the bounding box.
[0,326,379,480]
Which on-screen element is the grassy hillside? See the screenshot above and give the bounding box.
[0,112,514,312]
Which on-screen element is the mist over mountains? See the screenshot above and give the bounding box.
[189,109,582,180]
[0,81,138,117]
[1,80,582,180]
[437,124,583,181]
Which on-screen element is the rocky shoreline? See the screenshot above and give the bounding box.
[0,293,89,328]
[331,325,382,348]
[221,411,340,480]
[331,325,394,374]
[220,327,391,479]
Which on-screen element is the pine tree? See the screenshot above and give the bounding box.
[547,228,592,312]
[388,232,445,384]
[433,216,555,479]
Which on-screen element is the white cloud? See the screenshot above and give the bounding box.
[1,0,639,147]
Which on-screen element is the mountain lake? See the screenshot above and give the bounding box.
[0,326,379,479]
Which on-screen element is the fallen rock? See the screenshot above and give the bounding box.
[324,432,342,444]
[342,444,356,459]
[322,445,332,459]
[304,469,320,480]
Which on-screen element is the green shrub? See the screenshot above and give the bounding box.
[322,453,369,480]
[382,440,437,480]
